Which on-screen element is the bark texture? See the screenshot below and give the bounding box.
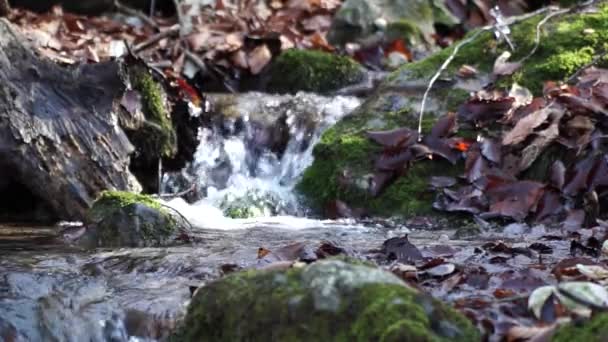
[0,18,141,220]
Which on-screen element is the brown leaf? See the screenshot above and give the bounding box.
[458,97,515,125]
[430,112,457,138]
[502,106,553,146]
[493,51,521,76]
[550,160,566,190]
[534,189,563,223]
[480,138,501,164]
[367,127,418,148]
[485,181,545,221]
[247,44,272,74]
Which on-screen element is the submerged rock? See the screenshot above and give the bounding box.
[299,3,608,218]
[266,49,365,94]
[79,190,181,248]
[172,259,480,341]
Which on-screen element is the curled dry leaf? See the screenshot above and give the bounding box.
[493,51,521,77]
[247,44,272,74]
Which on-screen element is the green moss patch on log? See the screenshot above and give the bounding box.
[389,3,608,94]
[267,49,365,94]
[130,67,177,158]
[172,260,480,342]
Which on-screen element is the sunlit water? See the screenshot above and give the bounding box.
[0,92,458,341]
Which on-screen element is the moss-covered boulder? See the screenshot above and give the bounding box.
[298,3,608,218]
[266,49,365,94]
[80,190,180,248]
[327,0,457,47]
[173,259,480,341]
[552,314,608,342]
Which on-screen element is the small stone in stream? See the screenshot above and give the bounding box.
[81,191,183,248]
[381,235,423,264]
[171,259,480,341]
[422,263,456,278]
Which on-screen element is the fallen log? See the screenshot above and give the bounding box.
[0,18,145,221]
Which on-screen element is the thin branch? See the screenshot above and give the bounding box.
[517,8,570,65]
[184,50,238,93]
[0,0,10,17]
[417,29,484,139]
[157,202,195,232]
[567,49,608,83]
[133,24,180,53]
[416,1,596,140]
[114,0,158,29]
[173,0,186,37]
[157,183,197,199]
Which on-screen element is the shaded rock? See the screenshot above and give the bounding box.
[266,49,365,94]
[80,191,181,248]
[172,259,480,341]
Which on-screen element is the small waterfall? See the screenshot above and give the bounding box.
[163,92,361,226]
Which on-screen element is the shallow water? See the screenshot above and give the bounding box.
[0,219,463,342]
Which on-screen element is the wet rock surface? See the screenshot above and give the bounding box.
[79,191,183,248]
[173,258,480,341]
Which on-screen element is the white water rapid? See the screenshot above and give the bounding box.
[162,91,361,229]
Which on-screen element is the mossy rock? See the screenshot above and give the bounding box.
[266,49,365,94]
[298,3,608,218]
[172,259,480,341]
[128,65,177,159]
[552,314,608,342]
[388,3,608,94]
[83,190,179,247]
[326,0,456,47]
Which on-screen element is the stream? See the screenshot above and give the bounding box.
[1,91,472,342]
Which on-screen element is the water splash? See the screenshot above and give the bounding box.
[163,92,360,223]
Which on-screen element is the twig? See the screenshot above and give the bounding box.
[416,2,596,140]
[173,0,185,37]
[0,0,10,17]
[417,29,485,139]
[114,0,157,29]
[567,49,608,83]
[517,7,570,65]
[157,183,197,199]
[150,0,156,17]
[157,202,195,232]
[184,50,238,93]
[133,24,180,53]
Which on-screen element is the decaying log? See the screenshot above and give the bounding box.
[0,18,142,220]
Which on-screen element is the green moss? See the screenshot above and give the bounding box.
[87,190,177,246]
[88,190,165,221]
[552,314,608,342]
[267,49,365,94]
[173,260,480,342]
[386,20,425,45]
[390,4,608,94]
[130,68,177,158]
[298,109,462,218]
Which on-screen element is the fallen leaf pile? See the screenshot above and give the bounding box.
[369,67,608,228]
[6,0,343,78]
[5,0,572,85]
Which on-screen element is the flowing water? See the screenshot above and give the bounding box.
[0,92,462,342]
